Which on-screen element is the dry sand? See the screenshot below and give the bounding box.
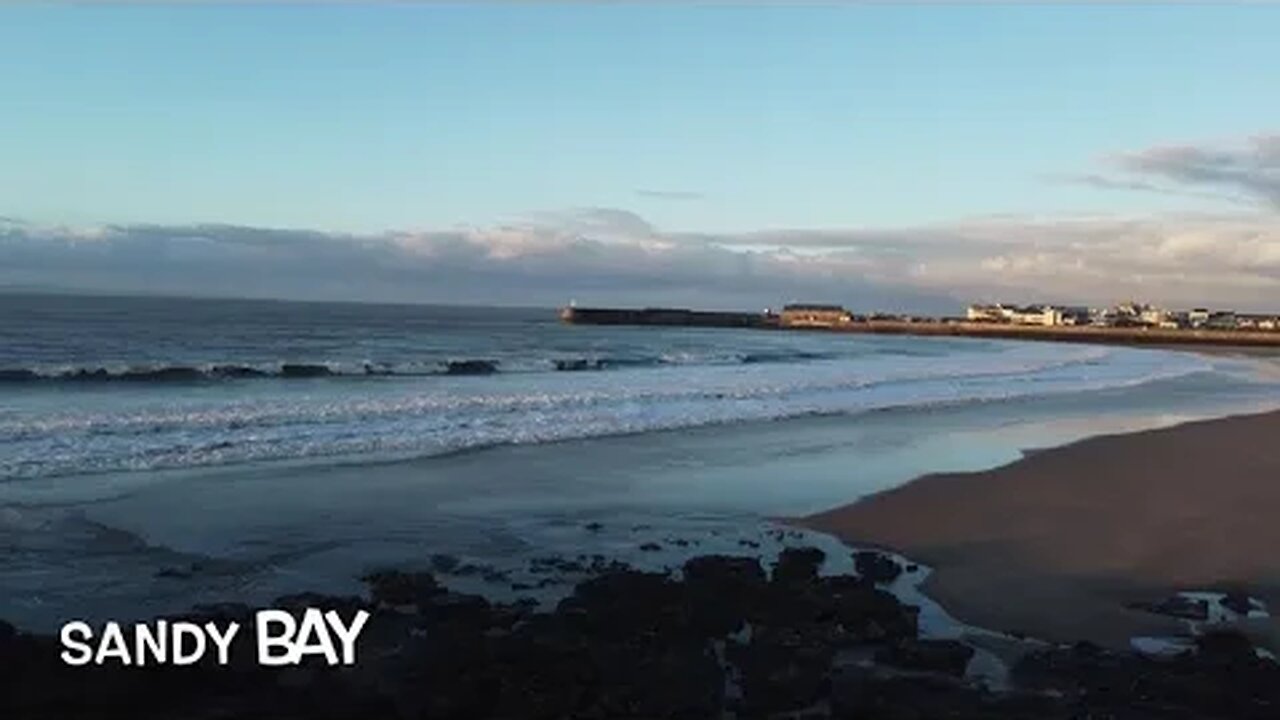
[799,409,1280,649]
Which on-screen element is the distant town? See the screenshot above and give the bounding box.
[776,301,1280,332]
[561,301,1280,348]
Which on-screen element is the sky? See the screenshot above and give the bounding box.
[2,4,1278,311]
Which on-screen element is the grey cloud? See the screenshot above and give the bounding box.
[1048,172,1230,201]
[5,208,1279,314]
[683,214,1280,310]
[1074,134,1280,209]
[0,213,958,313]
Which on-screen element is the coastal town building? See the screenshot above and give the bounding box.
[1238,314,1280,331]
[965,301,1280,332]
[1205,311,1237,330]
[779,303,854,328]
[965,303,1087,327]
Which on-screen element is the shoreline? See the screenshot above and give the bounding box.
[795,408,1280,652]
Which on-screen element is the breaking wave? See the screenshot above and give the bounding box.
[0,342,1218,480]
[0,350,858,384]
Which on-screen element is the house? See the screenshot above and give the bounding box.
[1188,308,1211,328]
[780,303,853,328]
[967,303,1085,327]
[1206,311,1237,330]
[1139,307,1170,327]
[1005,305,1063,327]
[1057,306,1091,326]
[966,304,1005,323]
[1237,314,1280,331]
[1158,311,1189,330]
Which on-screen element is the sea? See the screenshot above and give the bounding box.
[3,293,1280,633]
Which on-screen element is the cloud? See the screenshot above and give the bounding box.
[634,189,706,201]
[0,211,958,313]
[1072,133,1280,209]
[5,207,1280,313]
[680,213,1280,309]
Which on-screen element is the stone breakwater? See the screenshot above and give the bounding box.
[3,547,1279,719]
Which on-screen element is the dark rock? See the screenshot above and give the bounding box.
[683,554,766,588]
[429,553,460,573]
[818,574,919,643]
[1220,592,1255,616]
[583,521,603,532]
[1127,594,1210,621]
[773,546,826,585]
[831,667,1060,720]
[186,602,254,623]
[1013,629,1280,719]
[419,592,493,628]
[362,569,443,607]
[273,592,369,618]
[854,549,903,584]
[14,551,1280,720]
[683,555,767,636]
[875,638,975,676]
[1195,628,1260,666]
[444,360,498,375]
[639,541,661,552]
[729,624,833,716]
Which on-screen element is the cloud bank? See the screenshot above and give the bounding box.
[4,207,1279,313]
[4,133,1279,313]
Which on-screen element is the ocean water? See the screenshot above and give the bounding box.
[3,293,1280,630]
[0,293,1243,480]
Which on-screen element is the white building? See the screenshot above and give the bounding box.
[966,303,1077,326]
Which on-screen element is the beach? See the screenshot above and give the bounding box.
[801,407,1280,651]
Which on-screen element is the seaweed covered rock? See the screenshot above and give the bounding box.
[854,550,904,584]
[875,638,975,676]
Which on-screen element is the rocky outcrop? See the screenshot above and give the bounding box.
[1127,594,1210,621]
[874,638,975,676]
[854,549,903,584]
[4,551,1280,719]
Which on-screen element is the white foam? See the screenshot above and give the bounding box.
[0,341,1237,479]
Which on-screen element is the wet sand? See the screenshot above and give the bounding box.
[799,409,1280,649]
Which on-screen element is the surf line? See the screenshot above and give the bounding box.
[59,608,370,667]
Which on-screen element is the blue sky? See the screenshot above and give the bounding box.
[2,4,1275,231]
[1,5,1278,309]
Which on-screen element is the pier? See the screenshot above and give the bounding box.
[558,306,776,329]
